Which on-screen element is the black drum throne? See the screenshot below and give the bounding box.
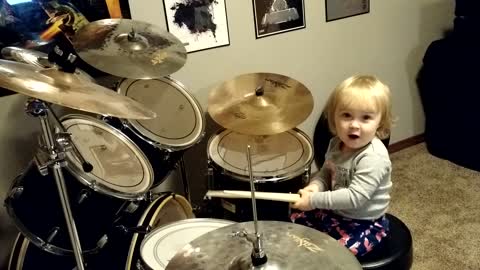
[313,114,413,270]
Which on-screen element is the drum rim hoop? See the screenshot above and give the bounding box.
[207,128,314,182]
[117,77,206,149]
[60,114,154,200]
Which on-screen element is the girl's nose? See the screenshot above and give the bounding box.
[349,120,360,129]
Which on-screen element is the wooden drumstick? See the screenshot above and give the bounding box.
[205,190,300,203]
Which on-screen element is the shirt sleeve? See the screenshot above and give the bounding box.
[309,153,391,210]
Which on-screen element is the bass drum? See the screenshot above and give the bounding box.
[105,76,206,188]
[7,193,194,270]
[207,128,314,222]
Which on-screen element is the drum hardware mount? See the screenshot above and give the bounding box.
[115,224,151,235]
[302,167,311,185]
[24,99,91,270]
[227,145,269,267]
[177,156,191,203]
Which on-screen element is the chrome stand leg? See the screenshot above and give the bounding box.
[178,156,191,203]
[39,113,85,270]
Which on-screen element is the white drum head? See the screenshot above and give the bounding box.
[126,193,195,270]
[208,128,313,181]
[62,114,153,199]
[140,219,234,270]
[117,77,205,150]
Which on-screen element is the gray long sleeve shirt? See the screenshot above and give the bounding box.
[310,137,392,220]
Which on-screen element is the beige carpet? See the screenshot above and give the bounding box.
[389,143,480,270]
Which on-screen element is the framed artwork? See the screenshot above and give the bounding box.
[325,0,369,22]
[163,0,230,53]
[253,0,305,39]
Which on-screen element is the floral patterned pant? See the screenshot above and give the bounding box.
[290,209,389,257]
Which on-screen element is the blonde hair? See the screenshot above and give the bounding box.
[324,75,393,139]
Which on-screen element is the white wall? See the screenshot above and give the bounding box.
[128,0,454,145]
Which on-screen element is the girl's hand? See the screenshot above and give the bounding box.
[291,189,314,211]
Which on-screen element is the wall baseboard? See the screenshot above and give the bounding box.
[388,134,425,153]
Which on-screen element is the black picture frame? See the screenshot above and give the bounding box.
[252,0,306,39]
[325,0,369,22]
[162,0,230,53]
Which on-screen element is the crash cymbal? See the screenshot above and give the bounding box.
[208,73,314,135]
[1,46,95,82]
[72,19,187,79]
[0,59,156,119]
[166,221,362,270]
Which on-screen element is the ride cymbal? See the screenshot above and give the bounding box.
[72,19,187,79]
[208,73,314,135]
[166,221,362,270]
[0,59,156,119]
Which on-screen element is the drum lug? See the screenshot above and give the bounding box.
[302,167,311,185]
[77,189,90,205]
[47,227,60,243]
[96,234,108,249]
[207,166,214,189]
[124,201,140,213]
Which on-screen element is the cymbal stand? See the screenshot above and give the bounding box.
[26,99,85,270]
[232,145,268,267]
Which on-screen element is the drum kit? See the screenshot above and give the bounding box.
[1,18,361,270]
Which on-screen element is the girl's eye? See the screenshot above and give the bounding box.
[341,112,351,118]
[363,115,372,120]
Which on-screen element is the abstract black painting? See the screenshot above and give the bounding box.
[253,0,305,39]
[163,0,230,53]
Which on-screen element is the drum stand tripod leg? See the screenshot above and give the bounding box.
[34,103,85,270]
[178,156,191,203]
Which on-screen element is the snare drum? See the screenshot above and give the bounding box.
[105,77,205,187]
[207,128,314,221]
[5,114,154,255]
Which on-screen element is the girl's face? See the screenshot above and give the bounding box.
[334,106,382,152]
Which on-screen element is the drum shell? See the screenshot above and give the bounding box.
[206,128,313,222]
[91,193,194,269]
[4,161,141,255]
[103,117,184,188]
[7,193,194,269]
[209,166,308,222]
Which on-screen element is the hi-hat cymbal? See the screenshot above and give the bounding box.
[0,59,156,119]
[208,73,314,135]
[72,19,187,79]
[166,221,362,270]
[1,46,95,82]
